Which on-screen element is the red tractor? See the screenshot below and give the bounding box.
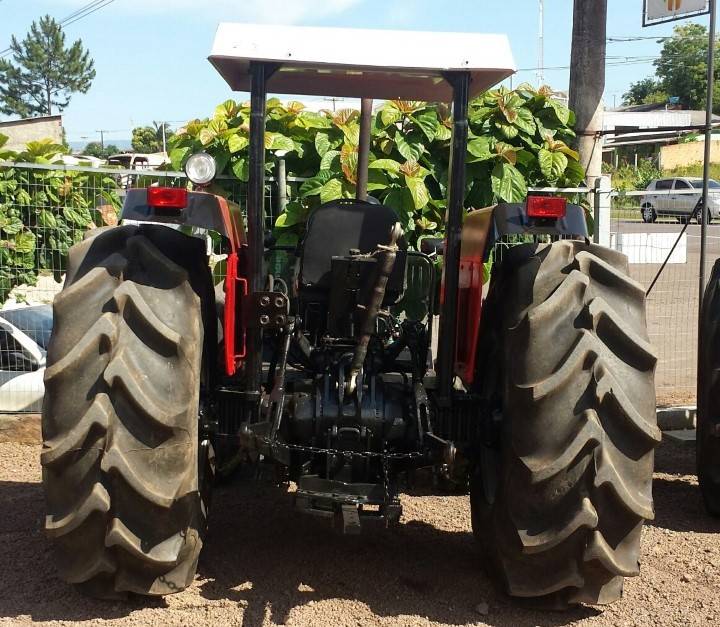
[41,23,658,607]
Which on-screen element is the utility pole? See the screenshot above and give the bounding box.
[537,0,544,86]
[96,129,106,151]
[568,0,607,189]
[699,0,716,312]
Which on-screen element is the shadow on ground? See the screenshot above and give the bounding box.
[0,471,600,627]
[3,433,708,626]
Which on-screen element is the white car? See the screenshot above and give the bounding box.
[0,305,51,412]
[640,177,720,223]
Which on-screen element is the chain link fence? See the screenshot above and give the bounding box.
[0,162,715,411]
[0,161,284,412]
[607,180,720,406]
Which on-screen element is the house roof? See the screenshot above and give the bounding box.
[208,23,516,101]
[0,114,62,128]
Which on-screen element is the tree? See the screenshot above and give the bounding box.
[131,122,173,153]
[622,78,668,106]
[82,142,119,158]
[0,15,95,117]
[654,23,720,111]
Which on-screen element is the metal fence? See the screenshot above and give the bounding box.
[0,162,714,411]
[606,182,719,407]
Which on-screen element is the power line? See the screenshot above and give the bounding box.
[0,0,117,58]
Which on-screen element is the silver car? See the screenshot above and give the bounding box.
[0,305,51,412]
[640,177,720,223]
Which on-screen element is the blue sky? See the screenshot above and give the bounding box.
[0,0,707,145]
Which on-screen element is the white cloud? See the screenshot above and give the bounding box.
[57,0,363,24]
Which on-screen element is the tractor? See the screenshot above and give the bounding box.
[40,23,658,607]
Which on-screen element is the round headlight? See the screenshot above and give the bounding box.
[185,152,217,186]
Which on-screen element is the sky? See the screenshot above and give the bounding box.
[0,0,708,145]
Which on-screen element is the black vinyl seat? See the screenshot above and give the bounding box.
[298,198,406,290]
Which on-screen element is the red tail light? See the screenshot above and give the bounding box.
[527,195,566,218]
[147,187,187,209]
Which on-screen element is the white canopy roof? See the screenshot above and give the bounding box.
[209,23,516,102]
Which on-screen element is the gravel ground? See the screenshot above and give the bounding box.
[0,418,719,627]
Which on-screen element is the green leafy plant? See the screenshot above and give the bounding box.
[0,133,120,301]
[169,84,584,248]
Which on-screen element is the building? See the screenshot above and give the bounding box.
[0,115,63,152]
[603,103,720,169]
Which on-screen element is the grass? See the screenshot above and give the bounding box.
[663,163,720,180]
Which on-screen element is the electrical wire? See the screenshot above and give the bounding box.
[0,0,117,58]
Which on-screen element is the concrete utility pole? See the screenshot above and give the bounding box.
[537,0,545,86]
[568,0,607,189]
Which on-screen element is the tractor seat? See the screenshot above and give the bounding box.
[298,198,407,303]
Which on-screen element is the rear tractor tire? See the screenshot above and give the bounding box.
[698,259,720,516]
[471,240,659,607]
[41,224,215,598]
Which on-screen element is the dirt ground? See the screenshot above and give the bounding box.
[0,416,718,627]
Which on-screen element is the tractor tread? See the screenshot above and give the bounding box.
[472,240,657,606]
[42,224,210,597]
[697,257,720,515]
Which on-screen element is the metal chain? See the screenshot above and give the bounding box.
[256,435,424,461]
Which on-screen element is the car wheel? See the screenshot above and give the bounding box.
[641,204,656,223]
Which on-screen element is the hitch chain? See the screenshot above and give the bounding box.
[254,435,425,462]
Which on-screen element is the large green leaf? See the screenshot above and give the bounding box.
[63,206,92,227]
[295,111,332,129]
[395,133,425,161]
[491,162,527,202]
[227,133,249,154]
[513,107,537,135]
[14,231,36,254]
[495,120,519,140]
[315,131,332,157]
[231,157,249,181]
[367,169,390,192]
[319,178,343,204]
[368,158,402,176]
[300,170,336,197]
[320,150,340,171]
[538,148,569,181]
[0,215,23,235]
[169,146,191,170]
[38,209,58,229]
[405,176,430,209]
[265,132,295,152]
[545,99,571,125]
[274,201,307,228]
[467,137,493,162]
[412,110,439,142]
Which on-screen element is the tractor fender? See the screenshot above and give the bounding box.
[490,201,589,240]
[121,188,247,251]
[453,201,588,385]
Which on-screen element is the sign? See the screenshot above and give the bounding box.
[644,0,709,25]
[610,232,687,265]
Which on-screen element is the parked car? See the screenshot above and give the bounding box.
[0,305,52,412]
[60,154,105,167]
[107,152,168,170]
[640,177,720,223]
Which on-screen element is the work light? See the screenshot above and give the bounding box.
[185,152,217,186]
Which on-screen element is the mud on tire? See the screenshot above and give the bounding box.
[471,240,659,606]
[41,224,214,598]
[698,259,720,516]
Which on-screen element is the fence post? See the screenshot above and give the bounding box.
[276,158,288,214]
[593,175,611,247]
